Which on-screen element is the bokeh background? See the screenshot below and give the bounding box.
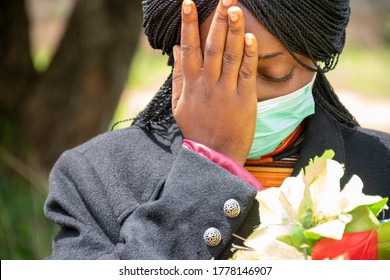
[1,0,389,259]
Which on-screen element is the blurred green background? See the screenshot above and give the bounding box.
[1,0,390,259]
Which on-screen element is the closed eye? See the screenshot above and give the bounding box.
[259,71,294,83]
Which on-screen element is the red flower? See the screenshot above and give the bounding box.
[312,231,378,260]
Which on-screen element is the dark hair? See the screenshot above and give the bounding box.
[134,0,358,131]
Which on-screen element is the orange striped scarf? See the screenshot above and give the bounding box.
[244,124,304,189]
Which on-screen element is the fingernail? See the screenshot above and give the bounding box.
[223,0,233,7]
[245,34,254,47]
[183,0,192,15]
[229,11,238,22]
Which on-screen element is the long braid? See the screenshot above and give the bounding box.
[134,0,358,132]
[133,71,174,131]
[313,72,358,127]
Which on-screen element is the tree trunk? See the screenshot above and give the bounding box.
[0,0,37,125]
[0,0,143,173]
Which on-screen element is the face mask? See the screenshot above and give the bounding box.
[247,78,316,159]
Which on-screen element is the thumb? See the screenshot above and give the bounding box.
[172,45,183,113]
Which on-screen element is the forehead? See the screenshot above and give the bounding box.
[236,2,286,54]
[199,2,287,56]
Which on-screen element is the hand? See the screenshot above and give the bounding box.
[172,0,258,166]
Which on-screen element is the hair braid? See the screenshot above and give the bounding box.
[134,0,358,132]
[133,71,174,131]
[313,72,358,127]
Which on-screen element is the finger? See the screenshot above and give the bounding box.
[220,6,245,87]
[203,0,237,81]
[172,45,183,113]
[238,33,258,100]
[180,0,203,80]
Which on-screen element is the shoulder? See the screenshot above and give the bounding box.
[340,125,390,199]
[305,107,390,200]
[74,125,155,157]
[49,124,182,212]
[64,123,182,171]
[311,105,390,153]
[355,126,390,149]
[341,125,390,156]
[52,126,154,182]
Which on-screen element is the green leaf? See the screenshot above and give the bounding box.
[368,197,389,217]
[303,149,335,186]
[378,220,390,260]
[297,185,313,229]
[303,230,323,241]
[277,224,316,254]
[344,205,380,233]
[277,225,305,249]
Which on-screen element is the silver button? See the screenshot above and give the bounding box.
[223,199,240,218]
[203,227,222,247]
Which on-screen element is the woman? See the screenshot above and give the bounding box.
[44,0,390,259]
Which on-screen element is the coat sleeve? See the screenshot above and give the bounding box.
[44,147,258,259]
[44,148,121,259]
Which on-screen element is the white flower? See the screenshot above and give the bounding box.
[234,150,389,260]
[257,176,306,226]
[338,175,387,213]
[244,224,305,260]
[309,159,345,220]
[306,218,349,240]
[255,157,386,241]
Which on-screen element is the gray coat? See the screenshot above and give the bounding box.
[44,106,390,259]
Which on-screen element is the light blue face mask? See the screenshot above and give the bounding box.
[247,78,316,159]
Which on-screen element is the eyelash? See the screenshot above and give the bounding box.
[258,71,294,83]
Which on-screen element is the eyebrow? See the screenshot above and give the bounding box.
[258,51,284,60]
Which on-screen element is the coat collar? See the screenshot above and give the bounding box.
[292,105,348,176]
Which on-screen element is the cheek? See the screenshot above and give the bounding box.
[256,80,290,101]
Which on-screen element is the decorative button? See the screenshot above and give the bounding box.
[223,199,240,218]
[203,227,222,247]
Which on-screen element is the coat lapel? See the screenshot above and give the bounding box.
[293,105,347,176]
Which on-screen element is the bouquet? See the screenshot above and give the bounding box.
[232,150,390,260]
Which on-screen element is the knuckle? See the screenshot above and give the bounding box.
[214,10,228,24]
[172,71,183,81]
[244,47,257,58]
[228,26,242,36]
[239,64,255,80]
[180,43,198,56]
[223,50,241,66]
[205,42,222,58]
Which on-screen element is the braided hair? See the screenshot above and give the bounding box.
[134,0,358,132]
